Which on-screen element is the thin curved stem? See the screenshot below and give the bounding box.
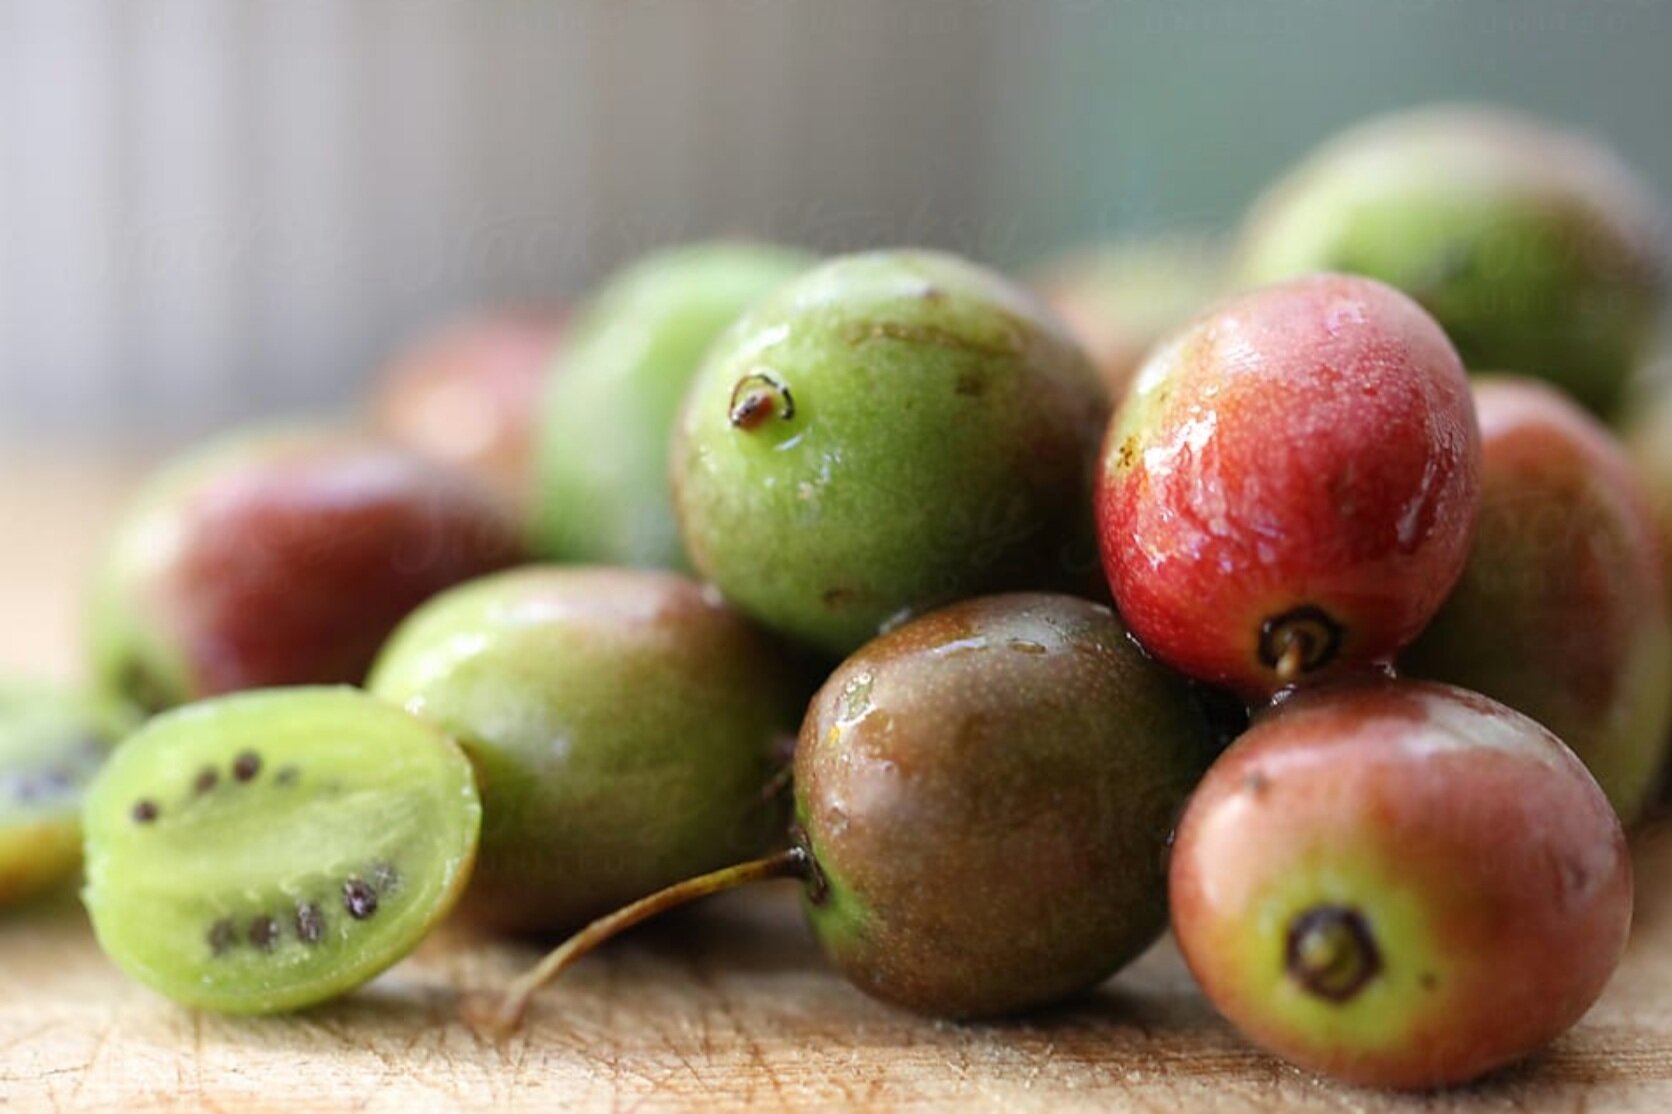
[485,846,810,1037]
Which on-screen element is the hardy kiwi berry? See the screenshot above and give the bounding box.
[81,687,481,1014]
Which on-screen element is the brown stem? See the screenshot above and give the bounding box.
[1274,635,1309,685]
[1258,605,1343,684]
[485,847,811,1037]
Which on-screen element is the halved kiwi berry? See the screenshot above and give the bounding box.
[1,680,136,908]
[81,687,480,1014]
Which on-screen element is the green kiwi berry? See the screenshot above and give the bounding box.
[81,687,480,1014]
[1240,105,1668,420]
[1,680,135,908]
[369,567,802,933]
[533,242,813,569]
[672,250,1108,657]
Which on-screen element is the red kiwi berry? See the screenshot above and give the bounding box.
[89,428,526,712]
[1097,274,1481,701]
[371,307,566,506]
[1170,677,1632,1090]
[1405,377,1672,822]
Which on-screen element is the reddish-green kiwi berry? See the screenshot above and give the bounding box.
[1030,235,1226,403]
[794,592,1216,1018]
[1097,274,1481,701]
[1171,678,1631,1090]
[1240,105,1668,420]
[82,687,481,1014]
[371,308,566,507]
[369,567,802,932]
[1626,382,1672,604]
[1406,377,1672,822]
[534,242,813,570]
[1,680,136,907]
[673,250,1108,657]
[89,428,526,713]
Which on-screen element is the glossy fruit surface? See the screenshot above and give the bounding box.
[1406,377,1672,821]
[1,680,135,907]
[90,429,526,713]
[1240,105,1668,420]
[372,308,566,506]
[369,567,801,932]
[1097,273,1480,700]
[1171,678,1631,1090]
[795,593,1216,1018]
[82,687,481,1014]
[1031,235,1225,402]
[675,250,1108,657]
[534,242,813,569]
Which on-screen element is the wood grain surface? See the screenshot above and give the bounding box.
[4,451,1672,1112]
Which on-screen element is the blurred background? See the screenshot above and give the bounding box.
[2,0,1671,444]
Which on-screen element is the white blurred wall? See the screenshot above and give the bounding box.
[2,0,1670,442]
[0,0,1042,440]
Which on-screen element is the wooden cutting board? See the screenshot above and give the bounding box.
[4,451,1671,1112]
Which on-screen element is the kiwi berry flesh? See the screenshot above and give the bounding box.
[1,680,136,908]
[81,687,481,1014]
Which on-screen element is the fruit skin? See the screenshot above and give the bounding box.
[372,308,566,507]
[1626,379,1672,604]
[369,567,802,933]
[1170,678,1631,1091]
[1406,377,1672,822]
[1097,273,1481,701]
[0,680,136,908]
[533,242,813,569]
[81,687,481,1014]
[1239,105,1669,420]
[89,428,526,713]
[1030,235,1226,403]
[674,250,1108,657]
[795,592,1217,1019]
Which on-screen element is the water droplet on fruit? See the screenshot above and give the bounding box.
[837,673,874,725]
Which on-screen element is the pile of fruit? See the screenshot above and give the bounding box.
[5,104,1672,1093]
